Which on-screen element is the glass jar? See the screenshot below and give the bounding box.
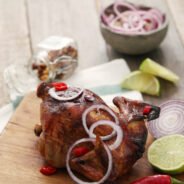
[3,36,78,105]
[31,36,78,81]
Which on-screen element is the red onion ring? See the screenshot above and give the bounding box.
[141,14,159,31]
[66,138,113,184]
[101,1,165,34]
[82,104,119,140]
[137,10,161,27]
[148,100,184,138]
[89,120,123,150]
[101,13,115,25]
[114,0,137,15]
[109,10,162,33]
[128,13,145,31]
[128,12,142,26]
[149,8,164,22]
[49,87,83,101]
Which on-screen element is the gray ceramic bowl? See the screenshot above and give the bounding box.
[100,5,169,55]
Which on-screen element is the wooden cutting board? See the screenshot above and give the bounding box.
[0,92,183,184]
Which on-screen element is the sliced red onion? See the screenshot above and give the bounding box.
[141,14,159,31]
[148,100,184,138]
[133,11,162,29]
[109,10,161,33]
[82,104,119,140]
[148,13,162,28]
[149,8,164,23]
[101,1,165,34]
[121,11,144,31]
[114,0,137,15]
[108,16,125,30]
[89,120,123,150]
[128,13,141,26]
[48,87,83,101]
[101,13,115,25]
[66,138,113,184]
[128,15,145,31]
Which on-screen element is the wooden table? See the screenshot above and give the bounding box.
[0,0,184,107]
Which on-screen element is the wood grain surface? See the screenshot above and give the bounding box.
[1,1,184,183]
[26,0,108,69]
[0,0,184,107]
[0,92,183,183]
[0,0,31,107]
[105,0,184,105]
[167,0,184,47]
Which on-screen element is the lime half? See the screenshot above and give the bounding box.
[121,70,160,96]
[140,58,179,84]
[148,134,184,174]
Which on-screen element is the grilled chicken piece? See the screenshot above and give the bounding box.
[36,82,160,182]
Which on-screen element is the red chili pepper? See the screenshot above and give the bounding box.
[52,82,68,91]
[143,105,152,115]
[73,146,89,157]
[40,166,57,176]
[130,175,184,184]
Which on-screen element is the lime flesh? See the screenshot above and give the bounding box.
[148,134,184,174]
[121,70,160,96]
[140,58,179,84]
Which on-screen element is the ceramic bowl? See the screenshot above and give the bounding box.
[100,4,169,55]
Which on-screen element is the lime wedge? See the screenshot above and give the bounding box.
[148,134,184,174]
[121,70,160,96]
[140,58,179,84]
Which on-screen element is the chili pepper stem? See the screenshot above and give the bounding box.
[171,177,184,184]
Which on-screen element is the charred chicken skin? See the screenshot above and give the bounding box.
[36,82,160,182]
